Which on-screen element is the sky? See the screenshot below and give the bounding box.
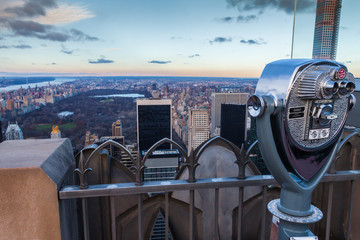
[0,0,359,78]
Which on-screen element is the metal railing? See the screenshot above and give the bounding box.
[59,133,360,240]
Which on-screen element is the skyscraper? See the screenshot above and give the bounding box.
[137,99,172,152]
[188,109,209,153]
[220,104,247,148]
[112,119,122,137]
[137,99,176,240]
[5,122,24,140]
[210,93,248,137]
[312,0,342,60]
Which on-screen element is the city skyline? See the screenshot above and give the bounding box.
[0,0,359,78]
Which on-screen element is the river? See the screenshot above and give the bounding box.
[0,77,77,92]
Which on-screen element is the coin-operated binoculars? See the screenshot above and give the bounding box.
[248,59,356,239]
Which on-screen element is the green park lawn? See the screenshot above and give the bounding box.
[36,123,76,132]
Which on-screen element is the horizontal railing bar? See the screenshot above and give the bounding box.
[59,170,360,199]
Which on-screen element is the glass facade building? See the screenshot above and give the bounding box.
[220,104,246,148]
[137,99,172,152]
[312,0,342,60]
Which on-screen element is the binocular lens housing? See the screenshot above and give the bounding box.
[323,80,339,96]
[247,95,265,118]
[339,81,355,95]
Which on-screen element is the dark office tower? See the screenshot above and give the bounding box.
[312,0,342,60]
[137,99,172,152]
[152,83,157,90]
[220,104,246,148]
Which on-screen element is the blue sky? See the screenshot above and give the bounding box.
[0,0,359,77]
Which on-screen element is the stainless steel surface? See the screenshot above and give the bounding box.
[247,95,266,118]
[255,59,343,101]
[348,93,356,111]
[254,59,356,181]
[339,81,355,95]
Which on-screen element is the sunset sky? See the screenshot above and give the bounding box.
[0,0,359,77]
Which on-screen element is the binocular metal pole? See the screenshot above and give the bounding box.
[255,96,340,240]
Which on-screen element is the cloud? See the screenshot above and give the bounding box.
[14,44,32,49]
[70,29,98,41]
[0,1,97,42]
[210,37,232,44]
[0,44,32,49]
[4,19,98,42]
[52,62,56,65]
[188,54,200,58]
[148,60,172,64]
[6,19,69,41]
[226,0,315,14]
[61,49,72,54]
[5,0,57,18]
[61,44,74,54]
[9,20,51,35]
[237,14,258,22]
[217,14,258,23]
[89,58,114,64]
[218,17,233,23]
[240,39,267,45]
[170,36,182,40]
[34,3,95,25]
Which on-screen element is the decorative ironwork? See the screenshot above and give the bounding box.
[64,130,360,240]
[74,136,253,188]
[74,151,92,189]
[329,131,360,174]
[74,140,136,189]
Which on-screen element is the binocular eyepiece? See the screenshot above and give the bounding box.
[339,80,355,95]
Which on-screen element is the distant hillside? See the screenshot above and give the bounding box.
[0,77,55,87]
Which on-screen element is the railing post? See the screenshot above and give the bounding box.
[260,186,267,240]
[110,196,116,240]
[346,180,354,240]
[190,189,195,240]
[214,188,219,240]
[325,182,334,240]
[165,192,169,240]
[82,198,90,240]
[138,194,144,240]
[237,187,244,240]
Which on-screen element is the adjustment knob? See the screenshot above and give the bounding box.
[315,104,336,126]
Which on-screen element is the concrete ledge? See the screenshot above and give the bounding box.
[0,138,75,240]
